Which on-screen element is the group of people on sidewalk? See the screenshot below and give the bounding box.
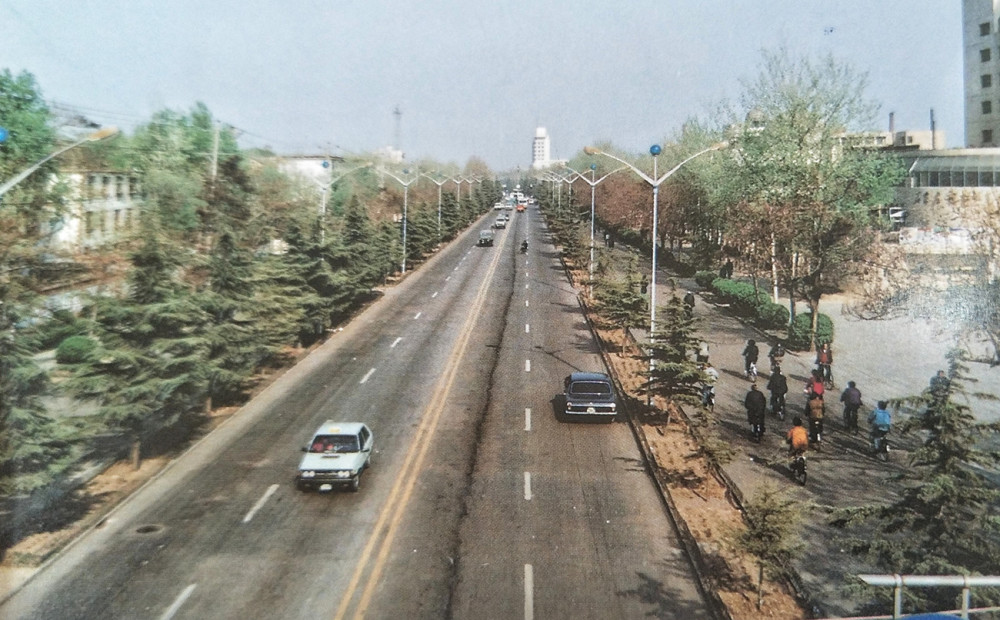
[728,338,893,460]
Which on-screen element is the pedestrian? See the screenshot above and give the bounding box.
[744,383,767,438]
[840,380,863,432]
[929,369,950,398]
[766,366,788,418]
[723,258,734,279]
[604,231,610,247]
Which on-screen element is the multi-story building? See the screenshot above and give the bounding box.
[964,0,1000,146]
[531,127,551,170]
[43,169,142,251]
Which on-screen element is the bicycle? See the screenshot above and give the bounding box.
[843,404,860,433]
[701,384,716,412]
[789,452,807,485]
[771,393,786,420]
[745,361,758,381]
[871,428,890,462]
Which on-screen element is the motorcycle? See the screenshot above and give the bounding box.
[520,241,528,254]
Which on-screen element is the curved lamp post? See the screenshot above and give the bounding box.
[380,168,419,274]
[420,172,449,244]
[316,161,372,241]
[584,141,728,404]
[565,163,626,294]
[0,127,119,199]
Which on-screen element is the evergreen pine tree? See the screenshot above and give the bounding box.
[647,285,704,407]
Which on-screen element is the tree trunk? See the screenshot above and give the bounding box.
[130,439,141,471]
[757,563,765,610]
[809,296,821,351]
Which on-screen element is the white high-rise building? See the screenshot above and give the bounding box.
[531,127,551,169]
[964,0,1000,146]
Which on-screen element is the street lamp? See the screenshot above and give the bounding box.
[565,163,626,294]
[584,141,728,403]
[0,126,119,199]
[316,161,372,241]
[420,172,448,244]
[380,167,419,274]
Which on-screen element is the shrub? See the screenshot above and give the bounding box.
[756,301,790,329]
[55,335,97,364]
[694,270,717,289]
[712,279,766,314]
[787,312,834,350]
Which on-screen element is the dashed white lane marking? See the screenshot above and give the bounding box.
[525,408,531,431]
[524,565,534,620]
[414,312,422,320]
[454,266,459,271]
[360,368,376,384]
[524,472,532,500]
[390,337,402,348]
[525,300,529,307]
[446,276,452,281]
[160,584,197,620]
[243,484,279,524]
[525,324,530,334]
[432,291,439,298]
[525,360,531,372]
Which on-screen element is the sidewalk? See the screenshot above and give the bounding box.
[642,262,1000,617]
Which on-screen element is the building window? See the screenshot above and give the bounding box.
[984,100,993,114]
[983,129,994,144]
[982,22,991,36]
[983,74,993,88]
[983,48,992,62]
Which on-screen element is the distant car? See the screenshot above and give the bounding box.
[493,217,506,229]
[478,229,495,246]
[493,202,505,210]
[562,372,617,421]
[296,421,373,492]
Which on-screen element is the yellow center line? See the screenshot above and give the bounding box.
[334,228,507,620]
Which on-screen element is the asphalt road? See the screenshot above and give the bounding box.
[1,207,709,620]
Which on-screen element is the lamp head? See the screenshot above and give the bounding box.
[583,146,601,155]
[590,164,596,170]
[649,144,662,156]
[88,127,119,141]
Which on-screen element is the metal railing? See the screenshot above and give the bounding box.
[815,574,1000,619]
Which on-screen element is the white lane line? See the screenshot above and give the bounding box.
[524,565,534,620]
[360,368,376,384]
[525,324,530,334]
[160,583,197,620]
[446,275,452,281]
[414,312,422,320]
[525,408,531,431]
[525,300,529,307]
[432,291,439,298]
[454,266,459,271]
[525,359,531,372]
[524,472,532,500]
[525,283,529,289]
[243,484,279,524]
[390,337,402,348]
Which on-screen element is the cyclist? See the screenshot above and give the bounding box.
[767,341,786,371]
[816,342,833,387]
[840,381,863,433]
[807,388,825,445]
[742,339,760,379]
[766,365,788,418]
[700,362,719,407]
[786,416,809,456]
[868,400,891,452]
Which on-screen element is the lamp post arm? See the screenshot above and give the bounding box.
[0,127,119,198]
[652,142,728,186]
[585,149,656,186]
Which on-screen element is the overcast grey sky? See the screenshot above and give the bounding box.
[3,1,962,171]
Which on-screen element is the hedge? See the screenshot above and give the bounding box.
[787,312,834,350]
[694,270,716,289]
[56,335,97,364]
[756,301,789,329]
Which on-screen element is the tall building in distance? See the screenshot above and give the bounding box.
[964,0,1000,146]
[531,127,551,169]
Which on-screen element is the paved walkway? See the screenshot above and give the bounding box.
[635,258,1000,617]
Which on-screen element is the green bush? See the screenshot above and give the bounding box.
[694,270,716,289]
[55,335,97,364]
[712,279,766,314]
[787,312,834,350]
[756,301,790,329]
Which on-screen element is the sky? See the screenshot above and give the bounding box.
[2,1,963,171]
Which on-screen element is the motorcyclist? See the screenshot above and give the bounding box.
[521,240,529,253]
[767,341,785,371]
[700,362,719,407]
